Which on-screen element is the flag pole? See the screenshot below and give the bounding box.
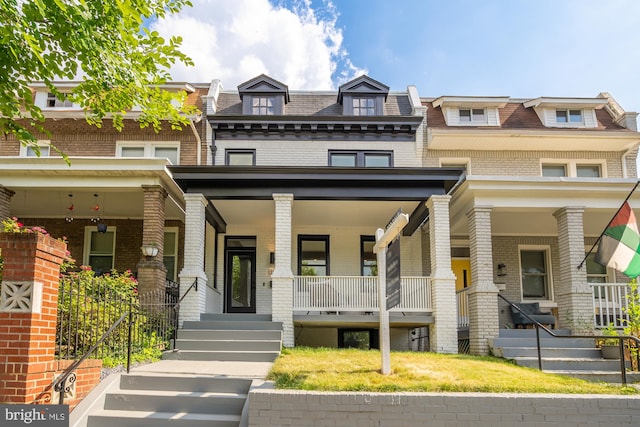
[578,180,640,270]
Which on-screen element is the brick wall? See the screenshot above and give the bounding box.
[248,389,640,426]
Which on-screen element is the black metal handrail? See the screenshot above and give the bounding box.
[53,307,132,405]
[171,277,198,350]
[498,293,640,386]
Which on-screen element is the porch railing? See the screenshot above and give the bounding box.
[590,283,630,329]
[292,276,431,313]
[456,287,469,330]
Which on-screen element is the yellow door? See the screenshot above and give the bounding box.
[451,259,471,292]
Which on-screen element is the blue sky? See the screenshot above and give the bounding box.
[156,0,640,113]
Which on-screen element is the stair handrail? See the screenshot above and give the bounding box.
[498,293,640,386]
[53,300,134,405]
[171,277,198,350]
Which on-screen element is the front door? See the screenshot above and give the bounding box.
[225,247,256,313]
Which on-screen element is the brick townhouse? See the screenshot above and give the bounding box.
[1,75,639,354]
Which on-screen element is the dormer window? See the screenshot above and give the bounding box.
[353,97,375,116]
[459,108,486,123]
[46,92,72,108]
[556,109,583,124]
[252,96,275,115]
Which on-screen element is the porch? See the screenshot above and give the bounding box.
[456,282,634,331]
[292,275,433,327]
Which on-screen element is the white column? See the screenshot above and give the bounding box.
[467,206,499,355]
[179,193,209,324]
[427,195,457,353]
[272,193,294,347]
[554,207,592,333]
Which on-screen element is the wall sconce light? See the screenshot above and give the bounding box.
[497,263,507,277]
[97,223,108,233]
[141,245,159,257]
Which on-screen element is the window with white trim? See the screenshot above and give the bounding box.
[541,164,567,177]
[329,150,393,167]
[20,141,50,157]
[541,161,605,178]
[84,227,116,275]
[585,251,609,283]
[556,109,583,124]
[519,247,552,300]
[576,164,601,178]
[459,108,486,123]
[46,92,73,108]
[116,142,180,164]
[226,149,256,166]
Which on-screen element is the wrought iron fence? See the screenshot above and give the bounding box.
[55,279,178,362]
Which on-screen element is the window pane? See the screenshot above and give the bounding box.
[542,164,566,177]
[91,231,114,254]
[361,238,377,276]
[364,154,390,167]
[521,250,548,299]
[569,110,582,123]
[576,165,601,178]
[26,146,50,157]
[330,153,357,167]
[459,109,471,122]
[228,152,255,166]
[300,239,327,276]
[556,110,568,123]
[121,147,145,157]
[154,147,179,164]
[353,97,375,116]
[164,232,176,256]
[472,109,485,120]
[586,252,608,283]
[252,96,274,115]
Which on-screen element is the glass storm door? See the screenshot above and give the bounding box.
[225,249,256,313]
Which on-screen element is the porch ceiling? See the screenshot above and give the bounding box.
[211,199,423,229]
[449,177,640,237]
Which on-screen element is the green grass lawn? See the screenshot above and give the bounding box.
[267,347,637,395]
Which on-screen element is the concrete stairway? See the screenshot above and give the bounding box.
[164,313,283,362]
[488,328,630,383]
[72,313,282,427]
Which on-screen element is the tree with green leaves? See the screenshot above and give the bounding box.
[0,0,198,153]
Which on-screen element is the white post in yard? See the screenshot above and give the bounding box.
[373,212,409,375]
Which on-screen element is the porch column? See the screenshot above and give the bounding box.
[467,206,499,355]
[136,185,167,295]
[272,193,294,347]
[553,207,592,333]
[0,185,14,220]
[179,193,209,324]
[427,195,457,353]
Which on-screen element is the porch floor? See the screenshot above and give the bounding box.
[293,312,433,328]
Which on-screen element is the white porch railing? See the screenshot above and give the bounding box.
[591,283,631,329]
[456,287,469,330]
[293,276,432,313]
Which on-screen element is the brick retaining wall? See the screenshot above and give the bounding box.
[248,389,640,426]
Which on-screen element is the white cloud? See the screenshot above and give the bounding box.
[151,0,366,90]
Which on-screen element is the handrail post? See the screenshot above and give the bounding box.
[535,324,542,371]
[127,298,133,374]
[619,337,627,386]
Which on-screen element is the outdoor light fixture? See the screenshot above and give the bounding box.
[497,263,507,277]
[141,245,159,257]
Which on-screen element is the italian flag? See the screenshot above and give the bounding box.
[595,201,640,278]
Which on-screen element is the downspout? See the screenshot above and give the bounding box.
[188,116,203,166]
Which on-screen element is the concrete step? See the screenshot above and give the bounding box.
[200,313,272,322]
[87,410,240,427]
[119,374,251,394]
[551,370,639,384]
[514,357,621,371]
[104,389,246,414]
[498,328,572,338]
[490,337,596,349]
[182,320,283,331]
[496,347,602,358]
[163,350,280,362]
[179,329,282,341]
[174,339,281,352]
